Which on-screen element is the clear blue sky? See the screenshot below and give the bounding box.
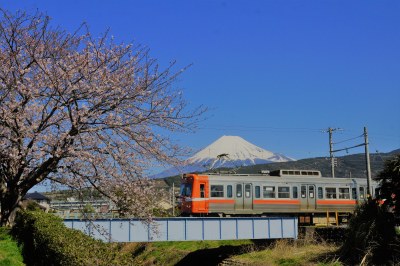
[4,1,400,160]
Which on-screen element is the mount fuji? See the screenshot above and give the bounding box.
[153,135,294,178]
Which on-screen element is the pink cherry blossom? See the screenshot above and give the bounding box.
[0,9,205,225]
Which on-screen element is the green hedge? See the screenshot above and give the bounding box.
[12,210,134,265]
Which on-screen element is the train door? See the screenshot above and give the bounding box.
[234,183,253,210]
[197,182,208,211]
[300,184,316,210]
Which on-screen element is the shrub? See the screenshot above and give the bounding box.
[339,199,400,265]
[11,210,134,265]
[25,200,42,211]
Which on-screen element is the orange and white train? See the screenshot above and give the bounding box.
[178,170,378,223]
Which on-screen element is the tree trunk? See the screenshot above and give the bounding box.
[0,190,23,226]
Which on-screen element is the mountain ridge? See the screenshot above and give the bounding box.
[163,149,400,186]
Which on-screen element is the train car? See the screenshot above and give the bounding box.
[178,169,379,224]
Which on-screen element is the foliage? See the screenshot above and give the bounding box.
[376,153,400,217]
[338,154,400,265]
[339,198,399,265]
[44,188,104,201]
[11,210,134,265]
[0,9,204,225]
[0,227,24,266]
[25,200,42,212]
[82,203,95,214]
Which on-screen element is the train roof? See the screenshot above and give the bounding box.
[183,170,377,185]
[189,169,322,177]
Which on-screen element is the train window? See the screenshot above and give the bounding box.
[308,186,314,198]
[292,186,298,198]
[359,187,365,199]
[352,188,357,199]
[313,172,319,176]
[295,171,301,175]
[339,188,350,199]
[263,186,275,198]
[282,171,289,175]
[318,187,323,199]
[288,171,295,175]
[325,187,337,199]
[210,185,224,197]
[301,171,307,176]
[200,184,205,198]
[301,186,306,198]
[255,186,261,198]
[245,184,251,198]
[180,184,192,197]
[278,187,290,198]
[236,184,242,198]
[227,185,233,198]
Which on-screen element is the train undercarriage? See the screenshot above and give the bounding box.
[180,211,352,226]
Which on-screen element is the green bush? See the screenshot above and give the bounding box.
[339,199,400,265]
[11,210,133,265]
[25,200,42,211]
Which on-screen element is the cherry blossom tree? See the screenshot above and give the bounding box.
[0,9,204,225]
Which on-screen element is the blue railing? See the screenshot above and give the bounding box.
[64,216,298,242]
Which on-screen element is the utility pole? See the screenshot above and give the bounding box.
[364,127,372,197]
[325,127,342,178]
[170,183,175,216]
[329,128,335,178]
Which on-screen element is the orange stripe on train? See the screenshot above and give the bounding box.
[253,200,300,205]
[316,200,357,205]
[208,199,235,204]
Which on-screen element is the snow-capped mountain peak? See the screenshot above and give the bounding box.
[191,135,276,162]
[153,135,294,178]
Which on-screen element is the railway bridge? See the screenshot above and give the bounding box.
[64,216,298,242]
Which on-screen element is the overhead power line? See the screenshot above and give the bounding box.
[324,126,373,196]
[334,134,364,145]
[332,143,365,153]
[198,125,324,133]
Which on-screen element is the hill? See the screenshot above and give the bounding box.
[164,149,400,186]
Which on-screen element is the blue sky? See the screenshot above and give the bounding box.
[3,1,400,160]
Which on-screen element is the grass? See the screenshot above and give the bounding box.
[230,239,341,266]
[121,238,342,266]
[0,227,24,266]
[123,240,253,265]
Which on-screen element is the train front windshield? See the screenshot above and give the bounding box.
[180,183,192,197]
